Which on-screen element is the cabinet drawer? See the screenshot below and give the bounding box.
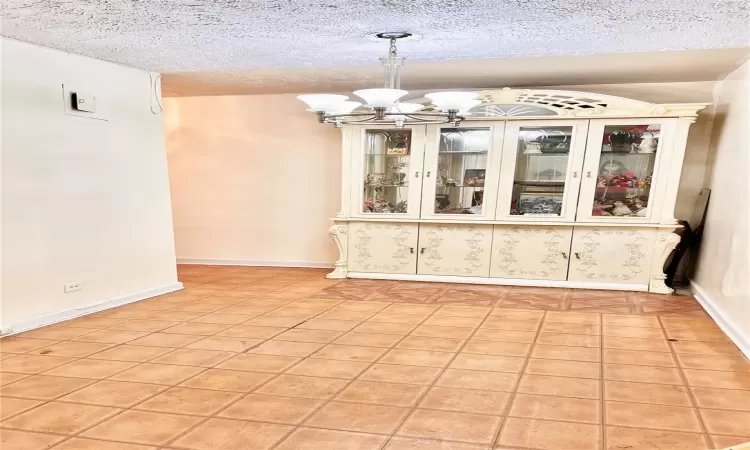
[568,227,656,284]
[347,222,418,274]
[417,224,493,277]
[490,226,573,281]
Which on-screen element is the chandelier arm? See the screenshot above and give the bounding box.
[324,115,378,124]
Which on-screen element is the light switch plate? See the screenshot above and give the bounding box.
[62,84,107,121]
[64,281,84,293]
[72,92,96,113]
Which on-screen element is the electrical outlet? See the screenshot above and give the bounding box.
[64,281,84,293]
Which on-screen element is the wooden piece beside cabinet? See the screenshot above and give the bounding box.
[327,88,707,293]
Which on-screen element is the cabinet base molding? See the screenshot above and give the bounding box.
[347,272,649,292]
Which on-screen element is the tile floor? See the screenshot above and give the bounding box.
[1,265,748,450]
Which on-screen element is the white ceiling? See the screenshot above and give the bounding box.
[1,0,748,73]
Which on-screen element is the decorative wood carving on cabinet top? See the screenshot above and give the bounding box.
[465,88,707,120]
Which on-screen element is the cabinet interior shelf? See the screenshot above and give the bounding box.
[439,150,488,154]
[365,184,409,188]
[366,154,409,157]
[437,185,485,188]
[514,180,566,186]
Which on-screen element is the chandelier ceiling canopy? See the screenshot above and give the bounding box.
[297,32,479,128]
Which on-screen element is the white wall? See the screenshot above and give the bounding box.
[692,60,750,355]
[164,82,715,267]
[1,38,180,332]
[164,94,341,265]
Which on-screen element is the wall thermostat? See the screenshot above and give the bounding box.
[71,92,96,113]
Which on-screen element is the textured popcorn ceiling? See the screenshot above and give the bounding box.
[1,0,748,72]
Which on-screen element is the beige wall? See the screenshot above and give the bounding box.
[693,60,749,352]
[164,94,342,265]
[1,39,179,331]
[164,82,715,266]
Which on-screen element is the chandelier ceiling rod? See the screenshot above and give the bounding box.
[297,32,480,128]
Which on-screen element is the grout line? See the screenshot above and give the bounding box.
[659,315,713,447]
[490,310,546,448]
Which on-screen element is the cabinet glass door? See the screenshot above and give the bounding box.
[353,126,425,218]
[577,119,676,222]
[420,123,504,219]
[495,121,588,222]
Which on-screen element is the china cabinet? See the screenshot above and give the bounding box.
[327,88,706,293]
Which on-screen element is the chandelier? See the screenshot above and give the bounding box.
[297,32,480,128]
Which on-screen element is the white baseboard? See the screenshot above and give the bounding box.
[0,282,184,337]
[176,258,334,269]
[691,280,749,358]
[347,272,649,292]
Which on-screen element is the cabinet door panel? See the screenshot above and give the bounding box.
[348,222,418,274]
[351,126,425,219]
[495,120,589,222]
[576,119,677,223]
[490,226,573,281]
[568,227,656,284]
[420,123,505,220]
[417,224,493,277]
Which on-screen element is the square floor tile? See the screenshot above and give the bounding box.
[0,373,28,387]
[110,363,205,385]
[498,417,600,450]
[87,345,173,362]
[312,344,388,362]
[603,348,676,367]
[247,340,324,357]
[531,344,600,362]
[352,322,416,335]
[604,364,683,385]
[691,386,750,411]
[541,322,600,335]
[358,364,442,385]
[666,328,728,342]
[218,393,323,424]
[30,341,113,358]
[489,309,545,321]
[396,336,464,352]
[449,353,525,373]
[43,359,137,379]
[480,318,541,332]
[380,349,455,368]
[216,325,286,339]
[463,340,531,357]
[536,333,600,348]
[410,325,474,339]
[333,332,402,347]
[305,401,410,434]
[545,312,600,325]
[285,358,369,379]
[3,401,120,434]
[296,318,361,332]
[683,369,750,390]
[186,336,262,352]
[216,353,300,373]
[128,333,203,348]
[171,417,293,450]
[396,408,502,445]
[161,322,232,336]
[435,369,518,392]
[422,316,483,328]
[509,393,600,423]
[603,325,664,339]
[255,374,347,399]
[700,409,750,436]
[605,426,709,450]
[602,316,661,328]
[419,386,510,415]
[710,435,750,448]
[274,328,343,344]
[336,381,427,407]
[19,327,93,341]
[0,375,95,400]
[273,427,387,450]
[0,338,58,355]
[670,341,743,357]
[0,398,43,420]
[180,369,271,392]
[605,401,702,432]
[0,429,65,450]
[517,374,600,399]
[603,336,670,352]
[59,380,167,407]
[71,329,150,344]
[604,380,691,406]
[81,410,202,445]
[151,348,235,367]
[472,328,536,343]
[135,386,241,415]
[383,437,487,450]
[676,353,750,372]
[46,437,157,449]
[0,355,75,374]
[525,359,600,379]
[435,307,490,318]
